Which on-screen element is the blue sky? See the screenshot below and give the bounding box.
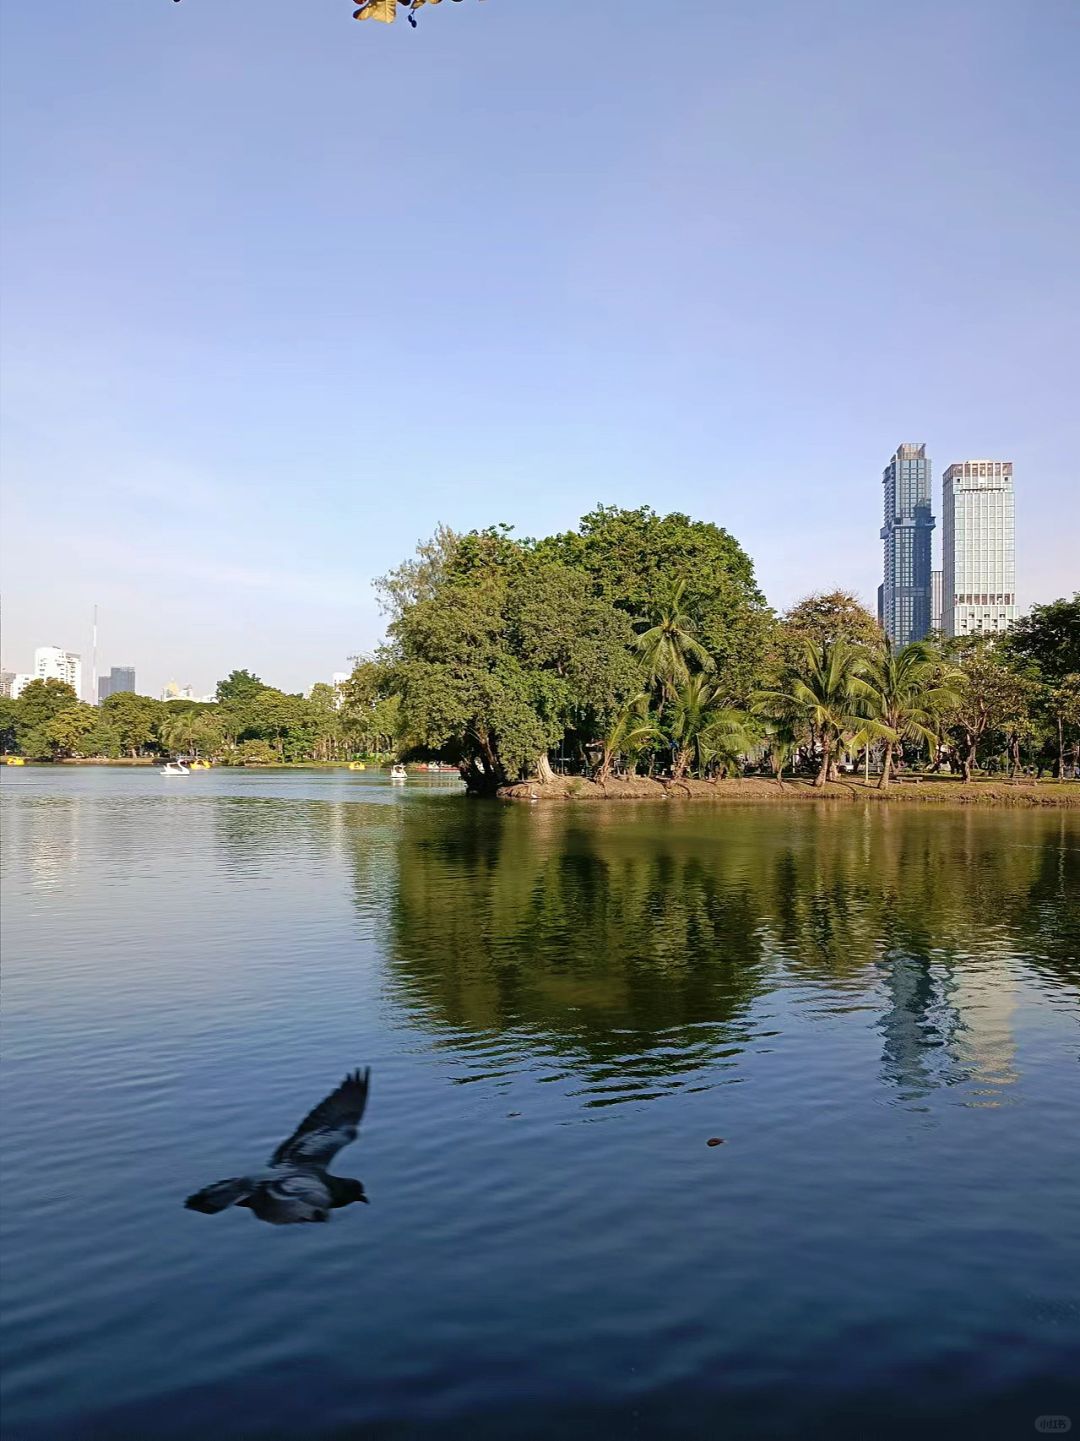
[1,0,1077,698]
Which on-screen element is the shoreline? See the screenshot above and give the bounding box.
[498,775,1080,808]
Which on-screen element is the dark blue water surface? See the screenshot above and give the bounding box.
[2,767,1078,1440]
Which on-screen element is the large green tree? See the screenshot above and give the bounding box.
[539,506,774,703]
[384,527,637,791]
[11,679,80,759]
[44,704,100,759]
[944,646,1037,782]
[1045,674,1080,778]
[215,669,266,704]
[339,661,401,757]
[1006,594,1080,683]
[101,691,165,758]
[778,590,882,674]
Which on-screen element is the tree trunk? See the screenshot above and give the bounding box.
[814,737,830,788]
[878,741,893,790]
[534,752,556,785]
[1058,717,1065,779]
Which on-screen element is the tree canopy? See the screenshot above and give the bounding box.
[538,505,774,702]
[1006,594,1080,682]
[383,526,638,790]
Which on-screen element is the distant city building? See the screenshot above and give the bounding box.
[930,569,943,634]
[879,443,935,645]
[942,460,1017,638]
[0,670,14,698]
[329,671,350,709]
[34,645,82,697]
[98,666,136,703]
[160,681,215,703]
[11,674,33,699]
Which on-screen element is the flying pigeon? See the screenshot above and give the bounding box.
[185,1068,371,1224]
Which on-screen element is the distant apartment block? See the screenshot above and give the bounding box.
[0,670,15,699]
[98,666,136,703]
[34,645,82,697]
[11,674,33,699]
[880,443,934,645]
[942,461,1017,637]
[930,569,943,634]
[161,681,216,704]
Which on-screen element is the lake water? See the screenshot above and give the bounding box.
[1,767,1078,1440]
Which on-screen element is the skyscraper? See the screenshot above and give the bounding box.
[34,646,82,697]
[941,461,1016,638]
[930,569,943,634]
[98,666,136,702]
[880,443,934,645]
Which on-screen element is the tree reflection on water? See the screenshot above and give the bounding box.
[340,800,1079,1106]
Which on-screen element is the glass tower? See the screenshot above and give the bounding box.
[942,461,1016,638]
[880,443,934,644]
[97,666,136,703]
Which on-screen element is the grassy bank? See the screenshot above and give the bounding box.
[500,775,1080,807]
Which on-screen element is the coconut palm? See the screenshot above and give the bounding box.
[702,704,760,780]
[669,674,754,780]
[754,639,883,788]
[634,579,714,700]
[858,640,962,788]
[758,715,799,786]
[596,694,661,782]
[160,710,224,760]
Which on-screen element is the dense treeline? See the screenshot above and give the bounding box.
[371,510,1078,791]
[2,507,1077,783]
[0,666,400,766]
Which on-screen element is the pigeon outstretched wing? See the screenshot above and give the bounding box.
[185,1176,255,1213]
[271,1068,371,1167]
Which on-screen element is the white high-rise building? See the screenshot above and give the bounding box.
[34,646,83,696]
[11,673,33,699]
[941,461,1017,638]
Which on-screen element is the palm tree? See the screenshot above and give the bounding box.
[634,579,714,700]
[702,704,760,780]
[159,710,200,758]
[754,640,880,788]
[859,640,962,788]
[669,674,754,780]
[596,694,661,782]
[160,711,223,760]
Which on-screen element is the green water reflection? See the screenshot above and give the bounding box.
[353,802,1078,1103]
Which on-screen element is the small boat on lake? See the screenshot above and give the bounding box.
[348,762,366,771]
[390,764,407,781]
[161,760,190,776]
